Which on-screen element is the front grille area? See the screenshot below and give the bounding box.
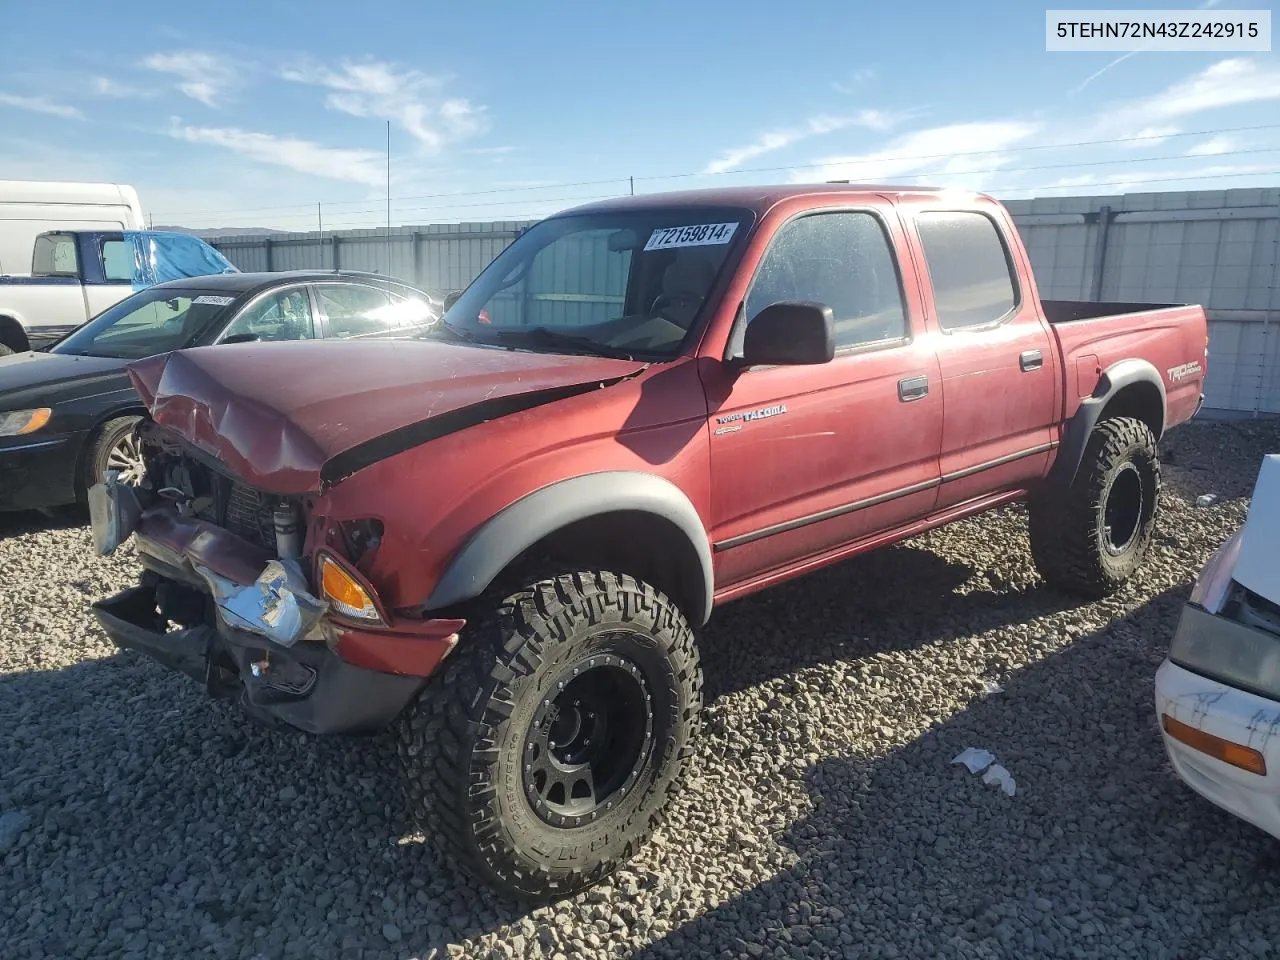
[225,482,277,550]
[167,457,281,553]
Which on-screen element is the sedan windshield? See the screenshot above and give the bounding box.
[52,288,232,359]
[442,207,753,358]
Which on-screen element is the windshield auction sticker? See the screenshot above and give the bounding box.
[193,295,236,305]
[644,223,739,251]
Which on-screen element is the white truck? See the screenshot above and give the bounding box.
[0,182,238,353]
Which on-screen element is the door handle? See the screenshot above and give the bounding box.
[898,375,929,402]
[1019,349,1044,372]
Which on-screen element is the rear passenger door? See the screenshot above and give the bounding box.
[708,207,944,587]
[907,206,1058,510]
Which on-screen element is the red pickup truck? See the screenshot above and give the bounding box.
[89,185,1207,899]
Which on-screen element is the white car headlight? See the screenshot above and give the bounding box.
[1189,530,1243,615]
[0,408,52,437]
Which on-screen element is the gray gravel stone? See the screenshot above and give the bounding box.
[2,419,1279,960]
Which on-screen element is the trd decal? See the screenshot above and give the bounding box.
[1167,361,1203,382]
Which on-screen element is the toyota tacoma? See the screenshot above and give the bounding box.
[88,185,1208,899]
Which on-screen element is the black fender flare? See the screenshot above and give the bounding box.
[1049,358,1166,488]
[424,472,715,626]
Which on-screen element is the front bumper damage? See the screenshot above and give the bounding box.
[89,477,464,735]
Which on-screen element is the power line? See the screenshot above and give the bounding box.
[192,145,1280,231]
[152,121,1280,221]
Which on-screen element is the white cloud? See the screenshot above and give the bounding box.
[282,60,486,152]
[797,120,1041,186]
[1186,135,1236,156]
[168,121,386,185]
[1119,125,1181,147]
[0,91,82,120]
[1117,57,1280,125]
[91,76,155,99]
[144,52,237,108]
[833,68,877,94]
[703,110,910,175]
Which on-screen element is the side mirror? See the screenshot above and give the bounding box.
[740,301,835,366]
[443,289,464,310]
[221,332,261,345]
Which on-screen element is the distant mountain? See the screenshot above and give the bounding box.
[152,225,290,239]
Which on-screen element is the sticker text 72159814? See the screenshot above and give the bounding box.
[644,222,739,252]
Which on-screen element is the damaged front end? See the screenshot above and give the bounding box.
[88,421,463,735]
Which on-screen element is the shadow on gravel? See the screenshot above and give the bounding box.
[700,540,1077,701]
[640,585,1280,960]
[0,507,84,541]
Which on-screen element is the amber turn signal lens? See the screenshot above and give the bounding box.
[1162,713,1267,776]
[318,554,381,623]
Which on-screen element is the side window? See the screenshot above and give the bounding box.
[32,234,78,276]
[916,212,1017,330]
[315,284,396,339]
[744,212,907,351]
[221,288,315,342]
[100,239,133,282]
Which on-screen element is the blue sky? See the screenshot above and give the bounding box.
[1,0,1277,230]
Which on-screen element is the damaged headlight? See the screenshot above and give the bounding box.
[88,472,146,557]
[1189,530,1243,615]
[197,559,328,648]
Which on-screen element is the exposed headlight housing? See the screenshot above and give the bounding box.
[0,407,52,437]
[317,552,383,624]
[1188,530,1243,615]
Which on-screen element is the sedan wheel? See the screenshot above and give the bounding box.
[105,431,146,485]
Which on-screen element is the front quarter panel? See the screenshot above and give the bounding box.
[307,358,713,616]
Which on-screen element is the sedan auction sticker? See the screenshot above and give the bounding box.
[193,295,236,305]
[644,222,738,251]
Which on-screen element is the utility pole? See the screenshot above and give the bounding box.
[630,176,634,196]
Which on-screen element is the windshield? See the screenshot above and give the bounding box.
[442,207,753,358]
[52,288,233,359]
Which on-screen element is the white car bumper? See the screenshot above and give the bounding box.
[1155,658,1280,840]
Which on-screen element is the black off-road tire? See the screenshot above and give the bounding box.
[398,570,703,900]
[84,416,145,493]
[1029,416,1160,598]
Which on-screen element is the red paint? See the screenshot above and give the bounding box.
[333,618,464,677]
[127,185,1209,660]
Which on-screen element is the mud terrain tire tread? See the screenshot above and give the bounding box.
[1029,416,1160,599]
[397,570,702,901]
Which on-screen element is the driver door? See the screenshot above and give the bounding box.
[707,208,944,587]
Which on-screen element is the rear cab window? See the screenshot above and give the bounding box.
[915,211,1018,331]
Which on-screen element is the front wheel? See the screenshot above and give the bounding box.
[398,570,703,900]
[1029,416,1161,598]
[85,416,145,492]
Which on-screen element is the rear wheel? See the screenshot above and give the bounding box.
[1029,416,1160,598]
[398,570,703,900]
[85,416,145,492]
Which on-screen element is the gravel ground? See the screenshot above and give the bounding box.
[3,417,1280,960]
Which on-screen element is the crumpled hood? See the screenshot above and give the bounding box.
[128,338,645,494]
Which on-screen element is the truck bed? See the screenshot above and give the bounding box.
[1041,299,1183,325]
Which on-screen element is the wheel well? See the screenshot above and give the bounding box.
[0,316,29,353]
[512,510,708,625]
[1099,381,1164,440]
[73,409,147,496]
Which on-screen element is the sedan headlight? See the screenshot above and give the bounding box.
[1188,530,1243,615]
[0,408,52,437]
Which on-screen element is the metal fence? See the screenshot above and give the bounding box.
[206,187,1280,416]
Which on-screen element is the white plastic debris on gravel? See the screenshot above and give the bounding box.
[2,418,1280,960]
